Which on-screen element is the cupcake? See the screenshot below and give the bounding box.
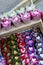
[20,48,26,54]
[38,48,42,54]
[27,47,35,53]
[25,58,30,65]
[36,36,41,41]
[31,10,41,20]
[20,54,26,61]
[38,53,43,60]
[0,49,6,65]
[26,40,34,46]
[31,55,39,65]
[39,60,43,65]
[18,41,26,48]
[0,56,6,65]
[1,17,11,30]
[25,36,32,42]
[20,12,31,23]
[12,15,21,26]
[37,43,42,49]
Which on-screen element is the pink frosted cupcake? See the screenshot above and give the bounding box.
[30,55,39,65]
[31,10,41,20]
[20,12,31,23]
[12,15,21,26]
[1,17,11,30]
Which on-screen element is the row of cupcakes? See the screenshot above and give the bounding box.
[9,34,22,65]
[23,29,39,65]
[16,32,30,65]
[31,27,43,65]
[1,38,13,65]
[0,9,42,30]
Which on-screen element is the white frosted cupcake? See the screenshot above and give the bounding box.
[0,50,6,65]
[37,43,42,49]
[38,48,42,54]
[39,60,43,65]
[0,57,6,65]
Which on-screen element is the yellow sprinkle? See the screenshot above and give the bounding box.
[15,56,19,60]
[14,50,17,55]
[15,62,20,65]
[11,41,14,44]
[13,45,16,48]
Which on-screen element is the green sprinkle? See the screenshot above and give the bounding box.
[7,53,10,56]
[4,47,7,51]
[8,59,11,63]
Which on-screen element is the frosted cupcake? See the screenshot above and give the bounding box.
[31,10,41,20]
[12,15,21,26]
[0,49,6,65]
[38,53,43,60]
[30,55,39,65]
[39,60,43,65]
[36,43,42,49]
[1,17,11,30]
[0,56,6,65]
[20,12,31,23]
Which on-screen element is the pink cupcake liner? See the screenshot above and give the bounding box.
[31,10,41,20]
[20,12,31,23]
[12,15,21,26]
[1,17,11,30]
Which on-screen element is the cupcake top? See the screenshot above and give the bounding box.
[39,60,43,64]
[0,50,6,65]
[20,12,30,20]
[1,17,11,27]
[40,54,43,57]
[38,48,42,52]
[31,10,41,17]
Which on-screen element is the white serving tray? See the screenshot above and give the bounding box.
[0,19,42,38]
